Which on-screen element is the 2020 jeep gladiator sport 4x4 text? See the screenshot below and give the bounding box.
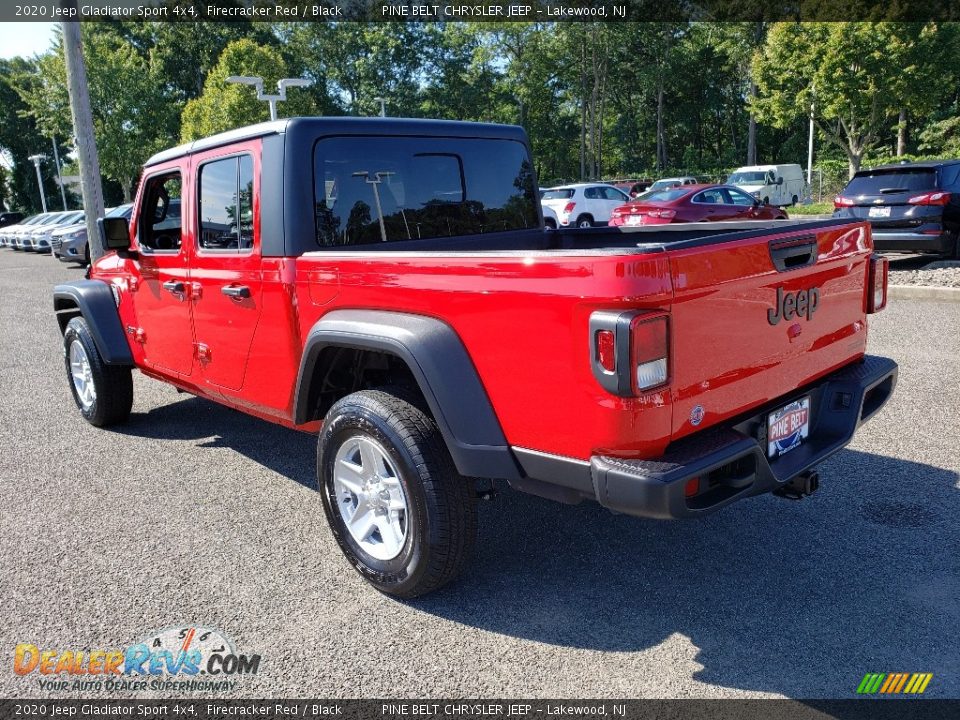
[54,118,897,597]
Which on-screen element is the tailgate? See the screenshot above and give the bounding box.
[668,221,871,440]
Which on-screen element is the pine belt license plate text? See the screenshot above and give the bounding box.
[868,206,891,218]
[767,397,810,458]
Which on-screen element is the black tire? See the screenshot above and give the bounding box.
[318,387,477,598]
[83,244,90,266]
[575,215,594,228]
[791,195,799,206]
[951,232,960,260]
[63,316,133,427]
[544,218,556,229]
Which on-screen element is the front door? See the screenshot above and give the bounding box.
[133,170,195,377]
[189,149,263,391]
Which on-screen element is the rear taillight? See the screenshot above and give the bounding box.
[907,191,950,206]
[589,311,669,396]
[834,196,855,208]
[647,209,676,219]
[867,254,888,313]
[630,314,669,392]
[563,201,576,215]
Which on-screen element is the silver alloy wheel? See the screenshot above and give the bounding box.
[69,341,96,411]
[333,435,409,561]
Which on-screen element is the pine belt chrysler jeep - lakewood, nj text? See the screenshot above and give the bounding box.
[54,118,897,597]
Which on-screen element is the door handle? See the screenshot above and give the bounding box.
[162,280,185,294]
[221,285,251,299]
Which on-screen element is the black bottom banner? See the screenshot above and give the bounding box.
[0,699,956,720]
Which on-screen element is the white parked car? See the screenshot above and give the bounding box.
[540,183,631,228]
[648,177,699,192]
[727,164,808,207]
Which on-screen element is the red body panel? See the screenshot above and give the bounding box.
[92,145,874,465]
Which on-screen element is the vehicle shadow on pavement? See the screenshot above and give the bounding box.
[111,398,958,697]
[115,395,319,490]
[412,449,960,698]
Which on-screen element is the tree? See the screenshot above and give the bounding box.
[752,22,945,178]
[181,39,315,141]
[17,26,179,201]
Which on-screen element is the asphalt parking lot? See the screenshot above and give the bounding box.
[1,248,958,700]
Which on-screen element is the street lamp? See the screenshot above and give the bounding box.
[373,97,387,117]
[27,154,47,213]
[226,75,313,121]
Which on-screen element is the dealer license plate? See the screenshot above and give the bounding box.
[767,397,810,458]
[868,206,891,218]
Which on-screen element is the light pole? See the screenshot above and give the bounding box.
[51,136,68,210]
[226,76,313,121]
[27,154,47,213]
[373,97,387,117]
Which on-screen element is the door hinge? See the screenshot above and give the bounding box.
[195,343,211,363]
[126,326,146,344]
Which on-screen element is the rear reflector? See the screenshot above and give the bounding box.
[684,477,700,498]
[867,254,888,313]
[595,329,616,372]
[630,314,669,392]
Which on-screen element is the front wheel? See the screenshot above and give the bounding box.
[63,316,133,427]
[575,215,594,228]
[318,388,477,598]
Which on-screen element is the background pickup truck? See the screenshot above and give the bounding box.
[53,118,897,598]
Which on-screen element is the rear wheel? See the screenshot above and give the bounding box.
[63,316,133,427]
[951,231,960,260]
[575,215,594,228]
[318,387,477,598]
[544,218,556,229]
[791,195,799,206]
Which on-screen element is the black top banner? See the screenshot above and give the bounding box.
[5,0,960,23]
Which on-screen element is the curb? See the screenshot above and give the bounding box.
[888,285,960,302]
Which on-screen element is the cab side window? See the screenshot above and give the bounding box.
[139,173,182,253]
[198,154,254,252]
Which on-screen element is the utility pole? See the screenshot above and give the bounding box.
[27,154,47,213]
[61,10,105,260]
[51,135,68,210]
[226,76,312,121]
[806,98,815,187]
[373,97,387,117]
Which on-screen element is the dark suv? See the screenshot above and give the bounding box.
[833,159,960,257]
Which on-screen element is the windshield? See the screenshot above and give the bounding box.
[542,189,575,200]
[844,169,937,196]
[107,204,133,219]
[728,171,769,184]
[650,180,683,191]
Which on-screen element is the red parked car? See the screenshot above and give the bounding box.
[610,184,789,226]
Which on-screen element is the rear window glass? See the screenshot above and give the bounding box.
[640,189,690,203]
[314,136,538,246]
[845,169,937,195]
[542,188,575,200]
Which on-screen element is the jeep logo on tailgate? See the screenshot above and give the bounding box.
[768,286,820,325]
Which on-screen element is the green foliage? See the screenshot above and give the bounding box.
[180,39,314,141]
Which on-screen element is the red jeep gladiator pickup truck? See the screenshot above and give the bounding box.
[54,118,897,597]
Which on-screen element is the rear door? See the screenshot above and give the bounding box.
[667,221,871,439]
[188,144,263,391]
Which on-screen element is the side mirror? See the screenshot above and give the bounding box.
[99,216,131,251]
[776,177,784,185]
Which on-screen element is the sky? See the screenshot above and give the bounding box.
[0,22,56,60]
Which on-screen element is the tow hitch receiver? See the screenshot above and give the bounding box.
[774,470,820,500]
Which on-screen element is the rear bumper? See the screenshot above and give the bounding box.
[511,355,898,519]
[871,230,953,253]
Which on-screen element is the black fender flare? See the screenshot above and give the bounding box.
[294,309,521,480]
[53,280,133,365]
